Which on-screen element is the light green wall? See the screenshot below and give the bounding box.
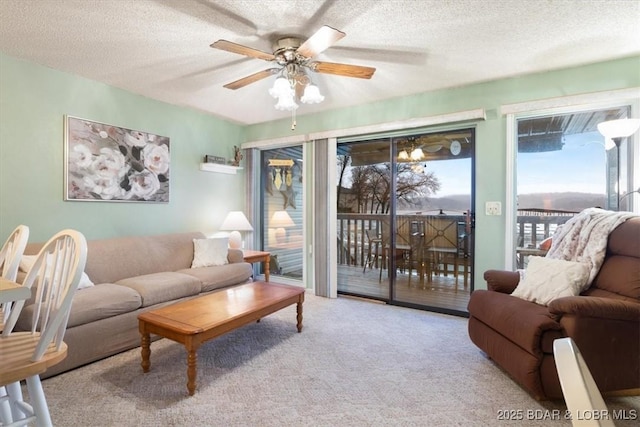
[2,52,638,290]
[0,53,246,242]
[246,56,640,288]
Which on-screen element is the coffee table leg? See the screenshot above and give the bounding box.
[296,295,304,332]
[141,332,151,373]
[187,347,197,396]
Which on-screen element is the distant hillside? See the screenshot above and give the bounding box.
[401,194,470,213]
[516,192,606,211]
[403,192,606,213]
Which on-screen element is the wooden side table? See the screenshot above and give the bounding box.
[242,250,271,282]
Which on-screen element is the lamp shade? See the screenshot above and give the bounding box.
[301,84,324,104]
[220,211,253,231]
[219,211,253,249]
[271,210,294,228]
[271,210,294,244]
[597,118,640,139]
[274,93,298,111]
[268,76,291,98]
[410,147,424,161]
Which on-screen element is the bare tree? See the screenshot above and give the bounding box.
[338,162,440,213]
[336,155,350,211]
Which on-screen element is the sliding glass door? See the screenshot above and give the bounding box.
[336,139,392,299]
[336,128,475,316]
[392,130,474,314]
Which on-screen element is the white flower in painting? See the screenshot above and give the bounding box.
[124,131,148,148]
[142,143,169,175]
[82,174,124,200]
[99,130,108,138]
[128,170,160,200]
[91,147,129,180]
[70,144,93,169]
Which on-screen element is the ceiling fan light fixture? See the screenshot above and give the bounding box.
[410,147,424,161]
[274,93,298,111]
[212,26,375,128]
[268,76,291,98]
[300,83,324,104]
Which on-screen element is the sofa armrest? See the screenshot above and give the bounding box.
[227,249,244,264]
[548,296,640,322]
[483,270,520,294]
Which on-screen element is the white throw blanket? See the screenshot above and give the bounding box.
[546,208,638,286]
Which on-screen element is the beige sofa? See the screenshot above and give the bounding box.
[18,231,253,378]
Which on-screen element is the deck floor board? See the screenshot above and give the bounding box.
[337,265,470,313]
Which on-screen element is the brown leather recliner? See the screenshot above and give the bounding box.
[467,217,640,400]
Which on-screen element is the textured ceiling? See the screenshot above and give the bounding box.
[0,0,639,125]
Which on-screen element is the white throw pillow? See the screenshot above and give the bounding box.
[511,256,590,306]
[191,237,229,268]
[19,254,94,290]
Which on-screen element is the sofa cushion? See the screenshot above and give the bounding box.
[16,283,142,330]
[177,262,253,293]
[116,272,201,307]
[512,256,590,305]
[19,254,95,290]
[31,231,206,285]
[191,237,229,268]
[468,290,563,355]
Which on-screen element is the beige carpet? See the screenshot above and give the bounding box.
[39,293,638,426]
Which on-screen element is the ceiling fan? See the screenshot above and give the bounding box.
[210,25,376,97]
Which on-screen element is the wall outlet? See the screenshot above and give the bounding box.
[485,201,502,216]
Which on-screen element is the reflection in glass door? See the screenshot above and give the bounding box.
[260,146,304,283]
[392,130,474,314]
[336,128,475,316]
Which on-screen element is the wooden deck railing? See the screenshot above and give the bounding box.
[516,208,576,247]
[337,210,577,269]
[337,213,469,268]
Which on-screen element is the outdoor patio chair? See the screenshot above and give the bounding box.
[363,229,382,274]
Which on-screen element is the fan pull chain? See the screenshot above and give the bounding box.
[291,108,297,131]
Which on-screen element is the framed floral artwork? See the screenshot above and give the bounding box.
[64,116,170,202]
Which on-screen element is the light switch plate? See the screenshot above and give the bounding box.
[485,201,502,216]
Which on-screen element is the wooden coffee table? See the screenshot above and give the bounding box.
[138,281,304,396]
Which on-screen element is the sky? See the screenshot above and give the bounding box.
[418,131,608,197]
[516,131,607,196]
[341,130,610,198]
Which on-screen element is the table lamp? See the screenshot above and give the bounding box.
[271,210,295,244]
[220,211,253,249]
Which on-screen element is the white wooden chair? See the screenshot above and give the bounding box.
[553,337,615,427]
[0,229,87,427]
[0,225,30,326]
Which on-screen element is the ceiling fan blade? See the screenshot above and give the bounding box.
[211,40,275,61]
[309,61,376,79]
[223,68,279,90]
[296,25,345,58]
